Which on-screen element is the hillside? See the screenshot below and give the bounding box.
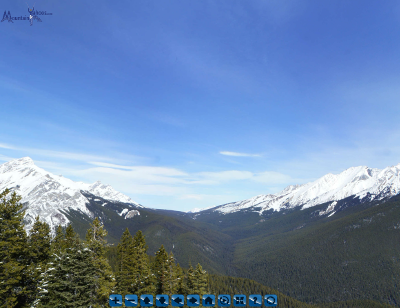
[230,195,400,305]
[1,157,400,306]
[208,275,392,308]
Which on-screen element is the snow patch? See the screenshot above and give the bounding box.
[119,209,129,216]
[125,210,140,219]
[319,201,337,216]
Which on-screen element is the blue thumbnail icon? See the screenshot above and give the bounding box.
[109,294,122,307]
[140,295,153,307]
[187,294,200,307]
[218,295,231,307]
[264,295,277,307]
[125,294,138,306]
[203,294,216,306]
[156,294,169,307]
[248,295,262,307]
[171,294,185,307]
[233,294,246,307]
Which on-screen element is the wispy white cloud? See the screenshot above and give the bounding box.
[0,154,16,162]
[0,143,141,164]
[0,144,297,205]
[179,194,204,200]
[88,162,187,177]
[60,162,295,197]
[0,143,16,150]
[219,151,262,157]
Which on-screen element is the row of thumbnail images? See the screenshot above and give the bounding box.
[109,294,278,307]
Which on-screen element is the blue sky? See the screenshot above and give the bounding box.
[1,0,400,211]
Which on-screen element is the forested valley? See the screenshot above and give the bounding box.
[0,189,394,308]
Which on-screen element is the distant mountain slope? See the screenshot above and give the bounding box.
[208,275,392,308]
[192,163,400,216]
[231,194,400,306]
[1,157,399,306]
[0,157,141,231]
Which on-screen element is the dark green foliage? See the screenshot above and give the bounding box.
[180,263,208,306]
[66,192,236,275]
[85,217,116,308]
[2,188,398,308]
[0,189,28,308]
[194,263,208,296]
[186,264,196,294]
[100,194,400,307]
[209,275,317,308]
[116,228,156,296]
[116,228,135,295]
[105,245,118,272]
[152,248,182,296]
[28,216,51,264]
[231,197,400,305]
[38,244,97,308]
[25,216,52,305]
[51,225,64,254]
[320,299,393,308]
[175,263,186,294]
[64,224,80,249]
[131,230,156,295]
[208,275,392,308]
[153,245,169,294]
[164,253,181,295]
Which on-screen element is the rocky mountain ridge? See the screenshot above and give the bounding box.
[193,163,400,216]
[0,157,142,231]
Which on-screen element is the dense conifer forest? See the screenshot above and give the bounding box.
[0,189,396,308]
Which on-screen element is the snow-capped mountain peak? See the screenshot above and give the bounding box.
[195,163,400,215]
[0,157,142,232]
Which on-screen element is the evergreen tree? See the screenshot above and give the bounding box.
[174,263,185,294]
[85,217,116,308]
[194,263,208,296]
[26,216,51,305]
[165,253,179,296]
[153,245,169,294]
[0,189,28,308]
[132,230,155,295]
[64,224,79,249]
[116,228,135,295]
[51,225,64,255]
[186,264,196,294]
[38,243,97,308]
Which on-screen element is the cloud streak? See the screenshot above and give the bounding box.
[60,162,295,197]
[0,143,141,165]
[0,143,17,150]
[0,143,299,209]
[219,151,262,157]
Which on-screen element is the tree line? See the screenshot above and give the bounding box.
[0,189,208,307]
[2,188,389,308]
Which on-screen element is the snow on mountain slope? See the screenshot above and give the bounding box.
[81,181,141,206]
[202,163,400,215]
[0,157,142,232]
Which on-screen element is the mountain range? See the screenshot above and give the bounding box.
[2,157,400,230]
[191,163,400,216]
[1,157,400,306]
